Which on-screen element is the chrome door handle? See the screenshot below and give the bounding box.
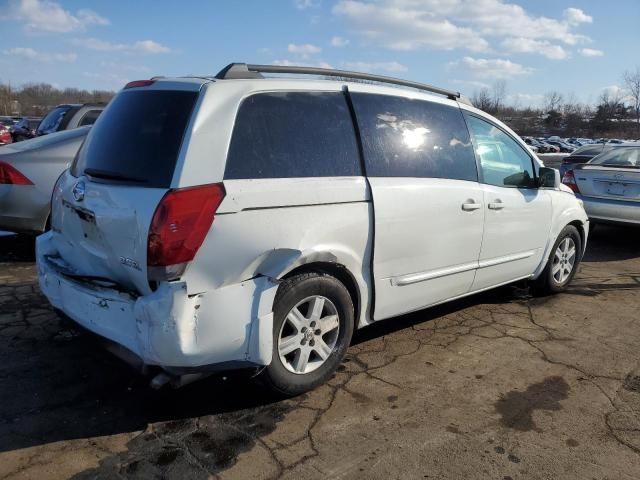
[488,199,504,210]
[462,200,482,211]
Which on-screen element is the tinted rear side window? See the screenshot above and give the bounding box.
[73,90,197,187]
[224,92,361,179]
[351,93,477,181]
[37,106,71,135]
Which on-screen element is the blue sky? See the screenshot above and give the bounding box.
[0,0,637,106]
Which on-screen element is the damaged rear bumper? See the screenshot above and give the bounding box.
[36,232,278,371]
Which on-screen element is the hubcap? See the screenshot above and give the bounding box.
[552,237,576,284]
[278,295,340,375]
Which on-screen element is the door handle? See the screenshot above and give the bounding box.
[488,199,504,210]
[462,200,482,211]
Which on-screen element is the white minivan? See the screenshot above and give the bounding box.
[37,64,588,395]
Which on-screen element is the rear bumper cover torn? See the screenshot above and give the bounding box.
[36,232,278,370]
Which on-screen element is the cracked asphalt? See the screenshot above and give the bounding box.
[1,224,640,479]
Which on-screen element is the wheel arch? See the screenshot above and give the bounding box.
[280,261,362,330]
[568,219,586,256]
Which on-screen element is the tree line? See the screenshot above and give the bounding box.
[0,82,114,117]
[471,66,640,139]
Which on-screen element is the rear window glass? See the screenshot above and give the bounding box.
[351,93,477,181]
[590,147,640,168]
[224,92,361,179]
[572,145,602,156]
[72,90,198,187]
[36,106,71,135]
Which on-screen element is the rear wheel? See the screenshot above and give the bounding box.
[260,272,354,396]
[533,225,582,294]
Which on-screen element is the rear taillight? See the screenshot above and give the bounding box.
[0,161,33,185]
[562,170,580,193]
[0,129,11,144]
[147,183,225,280]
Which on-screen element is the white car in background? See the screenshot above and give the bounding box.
[37,64,589,394]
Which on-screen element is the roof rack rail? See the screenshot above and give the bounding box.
[214,63,470,104]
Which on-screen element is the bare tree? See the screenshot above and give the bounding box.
[471,87,493,112]
[543,91,563,113]
[0,83,13,115]
[491,79,507,113]
[623,66,640,134]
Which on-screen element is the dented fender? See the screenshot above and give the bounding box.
[38,232,280,369]
[133,276,279,367]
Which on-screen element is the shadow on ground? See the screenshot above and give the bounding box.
[584,223,640,263]
[0,221,637,466]
[0,233,35,263]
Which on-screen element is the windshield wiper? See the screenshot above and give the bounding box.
[84,168,148,184]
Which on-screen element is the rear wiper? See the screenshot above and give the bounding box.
[84,168,148,184]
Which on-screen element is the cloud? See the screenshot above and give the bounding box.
[133,40,171,54]
[601,85,625,99]
[331,36,350,47]
[564,7,592,26]
[579,48,604,57]
[343,61,408,73]
[4,0,109,33]
[507,92,544,107]
[333,0,594,56]
[449,57,534,79]
[3,46,77,62]
[452,79,491,90]
[272,59,333,69]
[288,43,322,56]
[294,0,320,9]
[333,0,488,52]
[74,38,171,54]
[501,37,568,60]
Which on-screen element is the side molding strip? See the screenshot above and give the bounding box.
[391,250,537,287]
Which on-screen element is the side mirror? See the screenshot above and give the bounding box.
[538,166,560,189]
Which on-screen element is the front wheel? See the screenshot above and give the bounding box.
[259,272,354,396]
[533,225,582,294]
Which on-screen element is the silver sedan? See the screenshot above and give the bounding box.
[564,144,640,227]
[0,126,89,233]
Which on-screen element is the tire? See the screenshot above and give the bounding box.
[533,225,582,295]
[259,272,354,396]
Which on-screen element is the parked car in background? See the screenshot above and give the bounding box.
[545,139,575,153]
[0,126,90,233]
[37,64,588,394]
[0,125,12,146]
[10,117,41,142]
[0,116,18,128]
[560,143,640,176]
[563,144,640,227]
[523,137,555,153]
[535,138,561,153]
[35,103,105,137]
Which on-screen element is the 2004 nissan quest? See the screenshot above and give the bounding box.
[37,63,589,395]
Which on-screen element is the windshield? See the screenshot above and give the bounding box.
[36,106,72,135]
[589,147,640,168]
[72,89,198,188]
